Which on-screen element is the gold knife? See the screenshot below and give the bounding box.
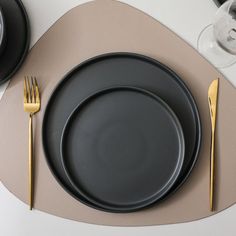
[208,78,219,212]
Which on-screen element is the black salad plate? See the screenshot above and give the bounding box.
[60,86,185,212]
[42,53,201,212]
[0,0,30,85]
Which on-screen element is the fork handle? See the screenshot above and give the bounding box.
[29,114,33,210]
[210,129,215,212]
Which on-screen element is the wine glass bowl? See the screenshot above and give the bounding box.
[198,0,236,68]
[213,1,236,54]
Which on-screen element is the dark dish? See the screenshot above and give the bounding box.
[42,53,201,212]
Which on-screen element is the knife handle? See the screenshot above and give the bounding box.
[210,129,215,212]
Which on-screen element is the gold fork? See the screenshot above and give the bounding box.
[24,76,41,210]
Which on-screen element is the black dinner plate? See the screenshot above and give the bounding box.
[0,7,6,57]
[42,52,201,212]
[60,86,185,212]
[0,0,30,85]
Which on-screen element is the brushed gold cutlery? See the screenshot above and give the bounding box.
[24,76,41,210]
[208,78,219,212]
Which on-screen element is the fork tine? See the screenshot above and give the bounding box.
[27,76,32,103]
[24,77,28,103]
[26,76,31,103]
[34,77,40,103]
[34,77,38,87]
[31,76,36,103]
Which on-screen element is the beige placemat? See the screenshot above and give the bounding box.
[0,0,236,226]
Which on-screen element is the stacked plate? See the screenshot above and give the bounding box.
[42,53,201,213]
[0,0,30,85]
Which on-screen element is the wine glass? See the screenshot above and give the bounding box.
[198,0,236,68]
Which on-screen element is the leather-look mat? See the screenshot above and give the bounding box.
[0,0,235,226]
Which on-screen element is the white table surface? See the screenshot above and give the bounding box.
[1,0,236,235]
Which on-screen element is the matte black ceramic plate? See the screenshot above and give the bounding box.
[60,86,185,212]
[0,0,30,85]
[0,7,6,57]
[42,53,201,212]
